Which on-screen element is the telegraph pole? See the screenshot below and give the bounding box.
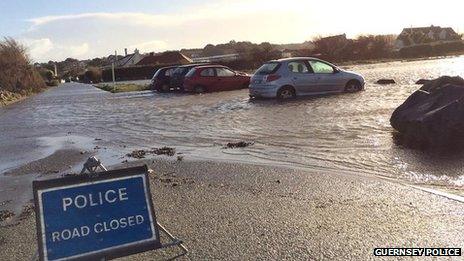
[112,50,117,92]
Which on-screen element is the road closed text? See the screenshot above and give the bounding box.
[51,215,145,242]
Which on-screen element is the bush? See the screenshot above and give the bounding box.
[83,67,102,83]
[46,79,60,86]
[399,41,464,58]
[0,37,45,93]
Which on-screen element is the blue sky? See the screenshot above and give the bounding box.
[0,0,462,62]
[0,0,200,35]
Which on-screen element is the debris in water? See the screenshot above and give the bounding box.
[0,200,12,207]
[225,141,254,149]
[376,79,396,85]
[126,147,176,159]
[177,155,184,161]
[127,150,146,159]
[0,210,14,222]
[18,204,34,221]
[152,147,176,156]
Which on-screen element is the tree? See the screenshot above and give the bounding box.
[0,37,45,92]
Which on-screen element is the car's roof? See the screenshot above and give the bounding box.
[193,65,229,70]
[159,65,179,70]
[177,63,210,68]
[269,57,325,63]
[268,57,338,67]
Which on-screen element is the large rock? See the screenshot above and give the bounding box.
[390,76,464,147]
[376,79,396,85]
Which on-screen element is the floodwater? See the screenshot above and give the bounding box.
[2,56,464,192]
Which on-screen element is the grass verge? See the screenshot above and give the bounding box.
[94,83,151,93]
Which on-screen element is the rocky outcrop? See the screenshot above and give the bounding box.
[376,79,396,84]
[415,79,431,85]
[390,76,464,147]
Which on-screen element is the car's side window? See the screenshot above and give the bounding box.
[200,68,215,77]
[216,68,235,77]
[287,61,310,73]
[308,60,334,74]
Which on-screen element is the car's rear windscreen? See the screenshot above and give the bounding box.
[255,62,281,75]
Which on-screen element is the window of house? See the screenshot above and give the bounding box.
[308,60,334,74]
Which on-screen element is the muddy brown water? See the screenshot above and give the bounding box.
[2,56,464,200]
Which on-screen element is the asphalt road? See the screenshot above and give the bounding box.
[2,158,463,260]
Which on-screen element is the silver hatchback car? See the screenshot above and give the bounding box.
[249,57,365,99]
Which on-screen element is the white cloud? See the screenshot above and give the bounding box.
[21,38,53,59]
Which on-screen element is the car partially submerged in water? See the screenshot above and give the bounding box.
[183,65,250,93]
[169,63,209,91]
[249,57,365,99]
[150,66,178,92]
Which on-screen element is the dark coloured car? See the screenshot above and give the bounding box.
[183,65,250,93]
[169,63,209,91]
[150,66,178,92]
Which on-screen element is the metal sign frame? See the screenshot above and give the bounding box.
[33,165,162,261]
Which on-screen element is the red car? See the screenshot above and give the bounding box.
[183,65,250,93]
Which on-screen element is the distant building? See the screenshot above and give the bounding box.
[136,51,192,66]
[115,49,145,67]
[395,25,461,49]
[319,34,348,43]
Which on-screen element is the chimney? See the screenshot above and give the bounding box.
[124,48,128,56]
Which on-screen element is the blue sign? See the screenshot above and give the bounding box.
[33,166,160,261]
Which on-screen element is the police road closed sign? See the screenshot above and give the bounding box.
[33,166,161,261]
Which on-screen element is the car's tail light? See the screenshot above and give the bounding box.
[265,74,281,82]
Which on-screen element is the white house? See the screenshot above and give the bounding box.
[395,26,461,49]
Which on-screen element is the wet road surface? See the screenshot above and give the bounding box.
[2,56,464,192]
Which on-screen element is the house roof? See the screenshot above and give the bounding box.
[320,34,347,41]
[116,53,136,67]
[400,26,457,36]
[136,51,193,66]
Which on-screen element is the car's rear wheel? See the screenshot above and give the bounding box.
[194,86,206,94]
[159,84,170,92]
[344,80,362,93]
[277,86,296,100]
